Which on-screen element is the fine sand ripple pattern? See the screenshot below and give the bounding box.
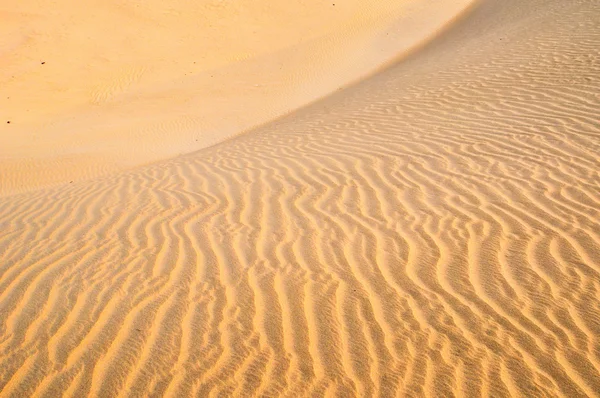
[1,0,600,397]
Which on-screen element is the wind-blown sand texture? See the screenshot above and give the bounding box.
[1,0,600,396]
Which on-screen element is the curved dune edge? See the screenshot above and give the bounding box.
[1,0,600,396]
[0,0,476,196]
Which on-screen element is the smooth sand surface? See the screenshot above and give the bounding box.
[1,0,600,396]
[0,0,473,194]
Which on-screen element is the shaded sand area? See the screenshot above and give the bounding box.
[1,0,600,396]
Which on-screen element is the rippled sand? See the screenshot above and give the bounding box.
[1,0,599,396]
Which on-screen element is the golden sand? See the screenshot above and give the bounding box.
[1,0,599,396]
[1,0,472,194]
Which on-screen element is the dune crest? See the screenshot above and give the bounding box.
[1,0,600,396]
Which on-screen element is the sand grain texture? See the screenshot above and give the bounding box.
[1,0,600,396]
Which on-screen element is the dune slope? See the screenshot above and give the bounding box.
[0,0,474,195]
[1,0,600,396]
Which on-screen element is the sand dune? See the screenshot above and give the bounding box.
[0,0,474,195]
[1,0,600,396]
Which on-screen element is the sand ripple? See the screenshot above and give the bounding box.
[1,0,599,396]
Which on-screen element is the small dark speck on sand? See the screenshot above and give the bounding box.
[41,61,45,64]
[6,121,10,124]
[70,181,73,183]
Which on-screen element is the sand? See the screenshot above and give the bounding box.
[0,0,473,194]
[1,0,599,396]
